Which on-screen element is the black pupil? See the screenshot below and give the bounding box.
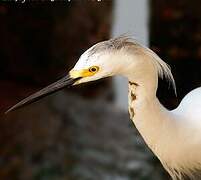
[91,67,97,72]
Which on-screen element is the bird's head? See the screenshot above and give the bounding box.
[69,37,136,84]
[6,36,176,113]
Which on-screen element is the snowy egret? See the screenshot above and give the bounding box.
[6,37,201,180]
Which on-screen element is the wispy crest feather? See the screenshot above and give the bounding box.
[144,45,177,95]
[90,36,176,94]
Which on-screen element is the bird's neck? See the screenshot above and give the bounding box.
[128,81,201,179]
[127,72,176,161]
[128,81,168,148]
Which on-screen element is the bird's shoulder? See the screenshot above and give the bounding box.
[180,87,201,107]
[174,87,201,122]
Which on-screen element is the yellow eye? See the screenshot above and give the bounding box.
[89,66,99,73]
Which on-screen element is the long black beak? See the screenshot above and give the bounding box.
[6,75,80,114]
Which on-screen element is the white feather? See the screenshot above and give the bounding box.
[73,37,201,179]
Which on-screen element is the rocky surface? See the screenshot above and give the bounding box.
[1,92,169,180]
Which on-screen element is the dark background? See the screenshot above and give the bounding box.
[0,1,201,180]
[151,0,201,108]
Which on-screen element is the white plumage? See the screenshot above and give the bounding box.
[72,37,201,180]
[7,37,201,180]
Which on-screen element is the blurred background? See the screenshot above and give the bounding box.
[0,0,201,180]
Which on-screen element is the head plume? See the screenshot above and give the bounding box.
[89,36,176,95]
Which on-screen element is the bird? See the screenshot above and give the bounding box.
[6,36,201,180]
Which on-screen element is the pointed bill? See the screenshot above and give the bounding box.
[6,75,80,113]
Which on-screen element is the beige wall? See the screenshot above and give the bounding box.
[111,0,149,110]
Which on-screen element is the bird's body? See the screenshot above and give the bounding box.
[128,81,201,180]
[7,37,201,180]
